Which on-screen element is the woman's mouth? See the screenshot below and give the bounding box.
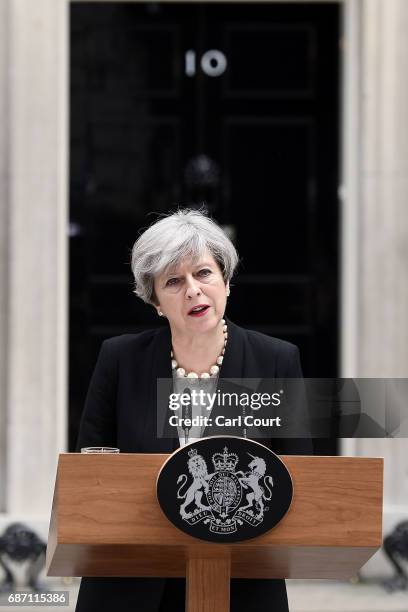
[188,304,211,317]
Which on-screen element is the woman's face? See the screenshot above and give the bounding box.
[153,250,229,335]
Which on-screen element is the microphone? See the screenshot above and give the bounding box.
[182,387,192,444]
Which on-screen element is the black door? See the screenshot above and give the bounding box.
[70,3,340,453]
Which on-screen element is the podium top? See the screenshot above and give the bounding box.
[47,453,383,579]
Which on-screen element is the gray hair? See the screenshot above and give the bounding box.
[131,208,239,305]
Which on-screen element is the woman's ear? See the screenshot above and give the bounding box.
[226,281,230,297]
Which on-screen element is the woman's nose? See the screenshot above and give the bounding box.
[185,277,202,299]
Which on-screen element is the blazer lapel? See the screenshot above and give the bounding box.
[202,317,247,436]
[140,323,176,452]
[219,317,246,379]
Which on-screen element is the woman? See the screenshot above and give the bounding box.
[75,208,313,612]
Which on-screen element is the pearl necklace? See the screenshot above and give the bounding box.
[171,319,228,379]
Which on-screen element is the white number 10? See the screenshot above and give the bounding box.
[185,49,228,77]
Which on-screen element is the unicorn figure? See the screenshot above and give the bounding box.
[237,454,273,519]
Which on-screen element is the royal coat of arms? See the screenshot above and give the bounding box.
[157,436,293,543]
[176,446,274,534]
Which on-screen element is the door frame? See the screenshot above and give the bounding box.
[67,0,357,453]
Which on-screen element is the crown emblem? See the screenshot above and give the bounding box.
[188,448,198,458]
[212,446,239,472]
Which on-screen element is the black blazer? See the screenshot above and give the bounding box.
[76,317,313,454]
[75,318,313,612]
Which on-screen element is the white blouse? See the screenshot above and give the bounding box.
[171,370,219,446]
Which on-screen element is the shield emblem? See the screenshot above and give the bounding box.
[157,435,293,543]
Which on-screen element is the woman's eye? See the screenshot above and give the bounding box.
[166,278,179,286]
[198,269,211,277]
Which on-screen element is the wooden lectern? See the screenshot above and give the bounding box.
[47,453,383,612]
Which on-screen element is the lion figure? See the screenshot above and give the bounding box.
[177,453,213,519]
